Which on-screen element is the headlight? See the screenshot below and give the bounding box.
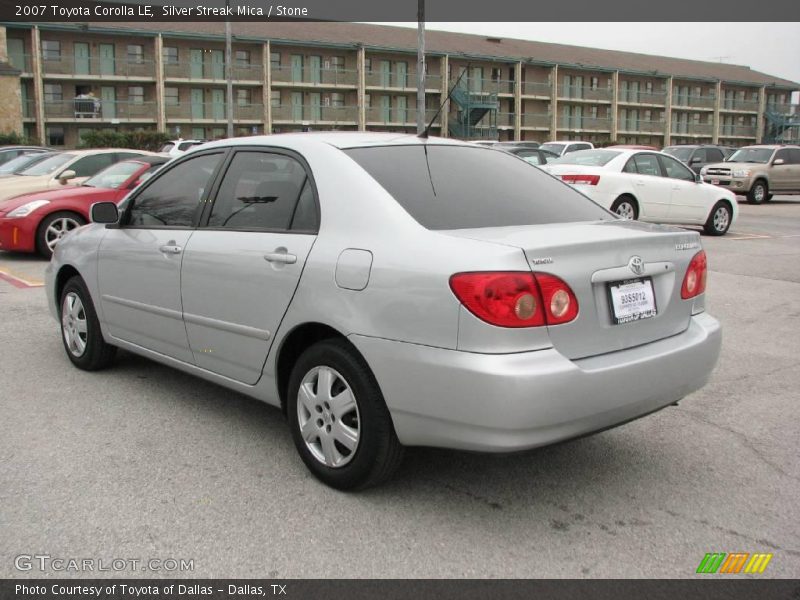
[700,167,708,175]
[732,169,751,178]
[6,199,50,218]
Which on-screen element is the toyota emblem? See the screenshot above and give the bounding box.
[629,256,645,276]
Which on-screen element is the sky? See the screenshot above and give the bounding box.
[376,22,800,95]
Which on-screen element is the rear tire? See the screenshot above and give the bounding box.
[704,201,733,236]
[36,211,86,259]
[59,276,117,370]
[287,339,404,490]
[610,196,639,220]
[747,180,768,205]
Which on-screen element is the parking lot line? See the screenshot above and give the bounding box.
[0,269,45,288]
[724,232,774,241]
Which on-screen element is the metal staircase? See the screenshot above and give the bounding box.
[763,105,800,143]
[448,78,499,140]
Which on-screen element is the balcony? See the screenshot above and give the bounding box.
[767,102,798,116]
[43,99,157,121]
[272,104,358,125]
[719,125,757,138]
[364,70,441,91]
[558,85,612,102]
[41,54,155,79]
[720,98,760,112]
[521,113,551,128]
[618,90,667,105]
[165,102,264,122]
[521,81,552,97]
[8,53,33,73]
[671,95,715,110]
[22,99,35,119]
[496,112,515,127]
[559,117,612,131]
[163,60,263,82]
[365,107,440,127]
[618,120,666,134]
[671,122,713,136]
[272,66,357,88]
[481,79,516,96]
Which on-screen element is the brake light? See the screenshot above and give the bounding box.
[449,272,579,328]
[681,250,707,299]
[561,174,600,185]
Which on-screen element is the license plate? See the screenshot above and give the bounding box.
[711,178,720,185]
[608,278,657,325]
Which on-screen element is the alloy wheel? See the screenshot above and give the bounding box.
[616,202,635,220]
[713,206,730,233]
[46,217,81,252]
[61,292,88,357]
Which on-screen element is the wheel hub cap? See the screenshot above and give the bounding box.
[61,292,88,357]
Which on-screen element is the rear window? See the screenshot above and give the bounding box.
[344,145,611,230]
[549,149,620,166]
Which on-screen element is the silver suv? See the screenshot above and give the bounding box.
[701,145,800,204]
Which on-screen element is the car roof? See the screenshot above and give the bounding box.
[196,132,472,152]
[543,140,592,144]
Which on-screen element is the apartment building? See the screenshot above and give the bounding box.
[1,21,797,148]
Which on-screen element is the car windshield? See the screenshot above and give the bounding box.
[83,161,143,189]
[0,153,54,175]
[549,149,621,166]
[344,145,611,230]
[663,147,694,161]
[728,148,774,163]
[19,153,75,176]
[539,143,566,154]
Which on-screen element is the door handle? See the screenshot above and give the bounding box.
[264,252,297,265]
[159,244,182,254]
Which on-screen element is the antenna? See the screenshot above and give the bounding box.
[710,55,731,63]
[419,62,471,139]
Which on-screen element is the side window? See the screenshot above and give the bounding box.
[116,152,143,161]
[691,148,707,164]
[623,158,637,173]
[207,151,310,231]
[774,149,791,164]
[290,180,318,231]
[660,155,695,181]
[633,154,662,177]
[127,153,223,228]
[564,144,579,154]
[68,154,116,178]
[515,150,541,165]
[789,149,800,165]
[706,148,724,162]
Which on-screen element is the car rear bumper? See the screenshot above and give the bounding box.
[0,216,37,253]
[350,312,721,452]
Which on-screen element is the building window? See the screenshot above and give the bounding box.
[364,94,371,108]
[590,77,599,90]
[237,89,251,106]
[235,50,251,67]
[645,81,653,93]
[492,68,502,82]
[127,44,144,64]
[129,86,144,104]
[44,83,62,103]
[165,87,179,106]
[270,90,281,107]
[330,93,345,107]
[163,46,178,64]
[47,126,65,146]
[270,52,280,68]
[331,56,345,72]
[364,58,372,73]
[41,40,61,61]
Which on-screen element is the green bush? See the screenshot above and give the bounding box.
[0,131,37,145]
[79,130,171,152]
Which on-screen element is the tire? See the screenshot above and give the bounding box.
[610,196,639,220]
[36,211,86,259]
[287,339,404,490]
[747,180,768,205]
[704,201,733,236]
[766,193,774,202]
[59,276,117,371]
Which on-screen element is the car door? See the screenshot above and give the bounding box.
[179,148,318,384]
[622,153,672,219]
[96,151,226,362]
[659,154,707,223]
[770,148,793,191]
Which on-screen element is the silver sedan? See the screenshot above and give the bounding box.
[45,133,721,490]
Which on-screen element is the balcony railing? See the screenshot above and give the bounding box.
[41,54,155,78]
[558,85,612,102]
[522,113,551,128]
[521,81,551,96]
[559,116,612,131]
[364,71,442,91]
[720,98,760,112]
[671,95,715,109]
[618,120,666,133]
[766,102,797,116]
[272,104,358,124]
[480,80,516,95]
[496,112,515,127]
[618,90,667,105]
[365,107,440,126]
[43,99,157,120]
[719,125,757,137]
[22,99,35,119]
[8,53,33,73]
[165,102,264,121]
[163,60,263,82]
[671,122,713,136]
[272,66,357,87]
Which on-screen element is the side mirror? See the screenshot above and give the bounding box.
[695,173,702,183]
[91,201,119,224]
[773,158,785,165]
[58,169,76,184]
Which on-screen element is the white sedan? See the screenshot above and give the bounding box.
[543,149,738,235]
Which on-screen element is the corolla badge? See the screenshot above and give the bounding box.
[628,255,645,276]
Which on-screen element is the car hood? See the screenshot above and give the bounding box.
[0,185,117,211]
[703,161,765,170]
[0,174,55,203]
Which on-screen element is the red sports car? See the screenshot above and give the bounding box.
[0,156,168,258]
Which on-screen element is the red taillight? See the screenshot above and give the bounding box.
[681,250,707,299]
[449,272,579,328]
[561,174,600,186]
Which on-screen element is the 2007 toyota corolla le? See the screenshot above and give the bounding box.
[45,133,721,490]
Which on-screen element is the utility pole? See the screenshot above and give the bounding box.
[416,0,426,135]
[225,0,234,138]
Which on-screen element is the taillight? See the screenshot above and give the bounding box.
[561,174,600,185]
[449,272,579,328]
[681,250,707,299]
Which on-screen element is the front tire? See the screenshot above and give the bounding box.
[59,276,117,370]
[287,339,404,490]
[704,201,733,236]
[747,180,768,205]
[610,196,639,220]
[37,211,86,259]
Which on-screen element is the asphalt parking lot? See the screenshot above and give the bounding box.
[1,199,799,579]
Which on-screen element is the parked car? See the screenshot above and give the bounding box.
[477,141,542,150]
[700,144,800,204]
[543,148,738,235]
[0,151,59,178]
[503,146,560,166]
[539,140,594,156]
[607,145,659,151]
[0,145,51,166]
[662,145,730,174]
[46,133,721,490]
[0,156,168,258]
[0,149,154,204]
[160,139,207,157]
